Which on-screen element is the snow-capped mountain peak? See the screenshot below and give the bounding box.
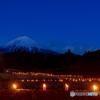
[6,36,45,50]
[0,36,59,55]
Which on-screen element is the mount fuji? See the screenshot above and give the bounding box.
[0,36,59,55]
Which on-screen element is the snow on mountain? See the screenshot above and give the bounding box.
[0,36,59,55]
[6,36,46,50]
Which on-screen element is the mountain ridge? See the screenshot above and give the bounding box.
[0,36,59,55]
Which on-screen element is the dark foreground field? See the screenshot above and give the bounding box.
[0,89,99,100]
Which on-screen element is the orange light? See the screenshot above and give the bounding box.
[36,79,38,82]
[93,85,97,91]
[43,79,46,82]
[59,79,63,82]
[65,84,68,88]
[13,84,17,89]
[22,80,24,82]
[43,84,46,88]
[65,84,69,91]
[27,80,30,82]
[6,70,9,72]
[31,80,34,82]
[43,84,46,91]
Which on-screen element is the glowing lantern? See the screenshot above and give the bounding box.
[59,79,63,82]
[43,79,46,82]
[31,80,34,82]
[43,84,46,91]
[22,80,24,82]
[13,84,17,89]
[36,79,38,82]
[93,85,97,91]
[65,84,69,91]
[27,80,30,82]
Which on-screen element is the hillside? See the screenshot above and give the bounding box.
[0,49,100,77]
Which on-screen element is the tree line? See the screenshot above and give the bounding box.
[0,49,100,77]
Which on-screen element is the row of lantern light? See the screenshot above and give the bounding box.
[8,70,100,82]
[12,83,69,91]
[21,79,100,83]
[7,70,83,78]
[12,83,98,92]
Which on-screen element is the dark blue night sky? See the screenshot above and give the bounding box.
[0,0,100,54]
